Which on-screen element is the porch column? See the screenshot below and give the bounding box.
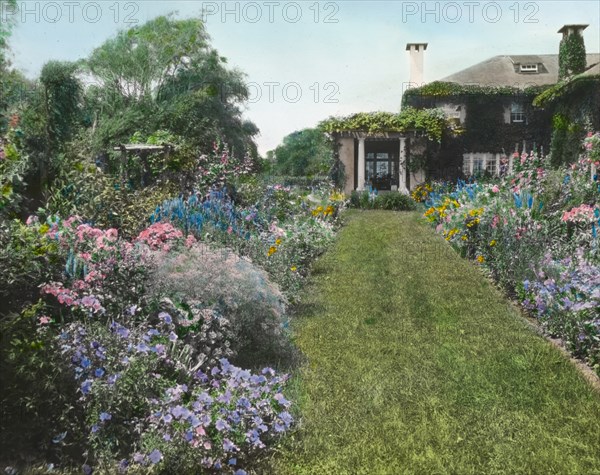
[399,137,408,194]
[495,153,500,176]
[469,153,474,175]
[357,137,366,191]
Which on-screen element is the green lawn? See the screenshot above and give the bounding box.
[269,210,600,475]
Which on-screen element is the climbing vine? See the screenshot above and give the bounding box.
[558,31,586,80]
[534,75,600,166]
[402,81,549,107]
[319,108,450,143]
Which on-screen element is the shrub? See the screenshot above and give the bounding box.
[145,243,293,368]
[373,193,417,211]
[0,218,61,317]
[349,191,416,211]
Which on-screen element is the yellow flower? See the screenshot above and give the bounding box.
[325,205,335,216]
[330,191,345,202]
[39,224,50,234]
[290,266,297,272]
[461,235,468,241]
[275,238,282,245]
[489,240,497,247]
[476,255,485,263]
[268,246,277,256]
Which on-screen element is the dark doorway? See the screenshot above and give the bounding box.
[365,140,399,191]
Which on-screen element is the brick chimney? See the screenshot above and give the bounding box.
[406,43,427,87]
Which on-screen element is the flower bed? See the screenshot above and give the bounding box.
[0,179,346,473]
[422,132,600,375]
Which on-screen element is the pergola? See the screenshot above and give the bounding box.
[113,143,173,185]
[335,131,411,194]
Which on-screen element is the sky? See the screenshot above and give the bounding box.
[4,0,600,154]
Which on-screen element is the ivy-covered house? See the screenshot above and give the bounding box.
[402,24,599,178]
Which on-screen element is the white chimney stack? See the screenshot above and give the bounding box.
[406,43,428,87]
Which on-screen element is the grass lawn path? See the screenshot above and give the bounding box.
[271,210,600,475]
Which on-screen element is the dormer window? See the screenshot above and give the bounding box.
[520,64,539,73]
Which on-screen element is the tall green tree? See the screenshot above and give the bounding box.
[0,0,18,132]
[271,128,333,176]
[86,14,257,157]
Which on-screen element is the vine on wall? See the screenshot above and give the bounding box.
[319,108,451,143]
[558,31,586,80]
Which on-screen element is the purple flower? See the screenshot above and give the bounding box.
[215,419,228,431]
[81,380,93,395]
[94,368,105,378]
[223,438,237,452]
[217,390,232,404]
[274,393,291,408]
[135,343,150,353]
[274,422,286,432]
[81,357,91,369]
[99,412,112,422]
[148,449,162,464]
[159,312,172,325]
[115,325,130,338]
[82,464,93,475]
[132,453,145,464]
[279,411,293,426]
[169,331,178,342]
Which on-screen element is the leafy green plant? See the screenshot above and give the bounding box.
[320,108,451,143]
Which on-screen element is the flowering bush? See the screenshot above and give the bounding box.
[519,250,600,370]
[151,184,343,303]
[145,243,293,368]
[195,141,254,190]
[1,214,296,473]
[52,314,292,473]
[411,183,433,203]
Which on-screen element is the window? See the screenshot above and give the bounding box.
[520,64,538,73]
[511,103,525,124]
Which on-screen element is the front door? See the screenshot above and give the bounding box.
[365,142,399,191]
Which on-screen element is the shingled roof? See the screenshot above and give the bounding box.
[440,54,600,88]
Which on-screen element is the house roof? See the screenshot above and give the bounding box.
[440,54,600,88]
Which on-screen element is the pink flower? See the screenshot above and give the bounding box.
[185,234,197,248]
[491,185,499,193]
[26,215,39,226]
[38,316,51,325]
